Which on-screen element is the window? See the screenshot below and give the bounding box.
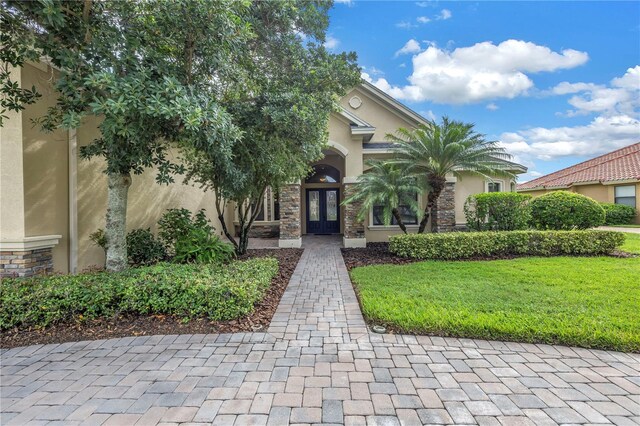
[236,187,280,222]
[487,182,502,192]
[372,194,419,226]
[615,185,636,207]
[305,164,340,183]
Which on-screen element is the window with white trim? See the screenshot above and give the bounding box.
[487,181,502,192]
[236,187,280,222]
[614,185,636,207]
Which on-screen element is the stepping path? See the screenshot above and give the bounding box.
[2,237,639,425]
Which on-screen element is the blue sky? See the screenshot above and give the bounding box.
[327,1,640,181]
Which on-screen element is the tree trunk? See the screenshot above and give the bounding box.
[105,172,131,272]
[417,176,446,234]
[392,208,407,234]
[237,227,249,255]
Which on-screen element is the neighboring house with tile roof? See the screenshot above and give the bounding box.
[517,142,640,223]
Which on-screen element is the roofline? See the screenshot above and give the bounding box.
[518,177,640,191]
[359,80,430,126]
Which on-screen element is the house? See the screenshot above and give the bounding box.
[517,143,640,223]
[0,62,526,277]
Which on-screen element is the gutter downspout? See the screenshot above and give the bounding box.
[69,129,78,274]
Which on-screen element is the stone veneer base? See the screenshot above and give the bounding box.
[278,238,302,248]
[343,237,367,248]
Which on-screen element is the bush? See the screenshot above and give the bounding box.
[174,228,235,264]
[158,208,213,255]
[89,228,166,266]
[464,192,532,231]
[126,228,166,266]
[389,230,625,260]
[601,203,637,225]
[529,191,605,230]
[0,258,278,330]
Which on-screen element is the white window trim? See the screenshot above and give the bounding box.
[614,184,636,206]
[368,194,423,228]
[485,179,505,193]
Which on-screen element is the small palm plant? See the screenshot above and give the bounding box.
[343,160,423,234]
[388,117,515,233]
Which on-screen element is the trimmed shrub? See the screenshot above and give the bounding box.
[126,228,166,266]
[174,228,235,264]
[464,192,532,231]
[601,203,637,225]
[389,230,625,260]
[529,191,605,230]
[0,258,278,330]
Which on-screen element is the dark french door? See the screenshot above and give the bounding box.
[306,188,340,234]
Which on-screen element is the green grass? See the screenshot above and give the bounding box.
[621,233,640,254]
[350,257,640,352]
[608,224,640,228]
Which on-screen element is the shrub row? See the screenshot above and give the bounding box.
[0,258,278,330]
[601,202,637,225]
[389,230,625,260]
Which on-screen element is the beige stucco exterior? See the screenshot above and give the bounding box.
[1,65,526,273]
[519,182,640,224]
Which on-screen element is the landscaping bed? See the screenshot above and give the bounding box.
[0,248,302,348]
[349,257,640,352]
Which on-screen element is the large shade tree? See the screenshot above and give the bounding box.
[183,1,360,254]
[342,160,424,234]
[2,0,249,271]
[389,117,515,233]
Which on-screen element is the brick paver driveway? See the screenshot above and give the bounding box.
[2,237,639,425]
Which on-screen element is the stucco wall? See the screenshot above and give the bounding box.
[21,63,70,272]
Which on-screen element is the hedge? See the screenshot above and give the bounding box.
[529,191,605,230]
[601,203,637,225]
[0,258,278,330]
[464,192,532,231]
[389,230,625,260]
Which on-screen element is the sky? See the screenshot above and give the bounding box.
[327,1,640,182]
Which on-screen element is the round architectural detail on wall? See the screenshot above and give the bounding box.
[348,96,362,109]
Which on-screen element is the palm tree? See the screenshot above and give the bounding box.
[342,160,423,234]
[388,117,515,233]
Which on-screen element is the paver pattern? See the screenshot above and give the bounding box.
[2,236,639,425]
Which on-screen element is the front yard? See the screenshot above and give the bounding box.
[350,256,640,352]
[621,232,640,254]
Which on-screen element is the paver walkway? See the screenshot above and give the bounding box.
[2,237,639,425]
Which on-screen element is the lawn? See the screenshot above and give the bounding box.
[350,257,640,352]
[621,233,640,254]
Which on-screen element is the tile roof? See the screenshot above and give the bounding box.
[517,142,640,190]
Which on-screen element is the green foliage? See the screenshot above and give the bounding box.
[387,117,516,233]
[158,208,213,255]
[464,192,532,231]
[350,257,640,352]
[182,2,360,254]
[89,229,107,251]
[0,258,278,330]
[174,229,235,264]
[342,160,423,232]
[529,191,606,230]
[601,202,637,225]
[125,228,166,266]
[389,230,625,260]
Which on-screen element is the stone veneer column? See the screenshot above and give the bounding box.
[342,181,366,248]
[432,181,456,232]
[278,182,302,248]
[0,236,61,278]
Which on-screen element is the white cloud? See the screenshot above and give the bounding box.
[334,0,353,5]
[366,39,589,104]
[324,36,340,50]
[553,66,639,117]
[438,9,452,20]
[419,110,437,121]
[486,103,499,111]
[396,21,417,29]
[417,16,431,24]
[415,1,431,7]
[395,39,421,57]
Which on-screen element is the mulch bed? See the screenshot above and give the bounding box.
[0,249,303,349]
